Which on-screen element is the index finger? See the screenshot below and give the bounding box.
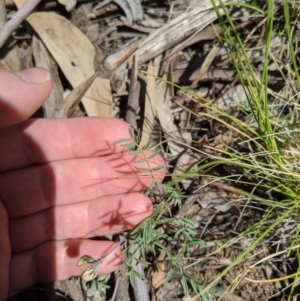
[0,117,132,172]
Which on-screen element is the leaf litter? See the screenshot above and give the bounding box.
[4,0,300,300]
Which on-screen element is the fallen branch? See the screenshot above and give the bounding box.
[0,0,41,49]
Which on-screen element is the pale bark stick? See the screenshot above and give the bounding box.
[0,0,41,49]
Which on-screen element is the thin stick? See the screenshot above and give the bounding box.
[125,55,140,131]
[0,0,7,28]
[0,0,41,49]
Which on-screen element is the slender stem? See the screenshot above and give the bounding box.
[0,0,41,49]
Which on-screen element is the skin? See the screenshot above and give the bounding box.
[0,68,166,300]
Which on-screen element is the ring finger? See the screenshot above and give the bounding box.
[10,193,153,252]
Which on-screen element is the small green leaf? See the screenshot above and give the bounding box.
[91,279,96,289]
[180,271,189,296]
[187,239,205,246]
[153,218,174,225]
[136,129,141,143]
[134,166,150,172]
[165,268,174,283]
[134,258,150,266]
[122,143,136,149]
[133,270,144,280]
[77,255,95,266]
[74,276,80,286]
[152,229,171,240]
[113,138,131,145]
[153,240,165,250]
[135,157,148,164]
[147,148,161,159]
[141,138,153,151]
[151,164,167,171]
[130,149,143,155]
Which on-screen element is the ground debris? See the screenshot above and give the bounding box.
[4,1,300,300]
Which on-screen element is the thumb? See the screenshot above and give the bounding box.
[0,68,53,128]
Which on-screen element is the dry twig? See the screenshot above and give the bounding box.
[125,55,141,130]
[0,0,41,49]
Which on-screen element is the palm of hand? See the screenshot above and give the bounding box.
[0,69,165,300]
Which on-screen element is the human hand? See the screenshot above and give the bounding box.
[0,68,165,300]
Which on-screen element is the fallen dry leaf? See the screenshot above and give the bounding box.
[32,36,65,118]
[139,60,157,148]
[27,12,112,117]
[152,262,166,289]
[12,0,26,9]
[57,0,76,11]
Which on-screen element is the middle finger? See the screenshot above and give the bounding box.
[1,151,165,218]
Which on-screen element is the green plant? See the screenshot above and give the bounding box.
[189,0,300,299]
[78,1,300,300]
[77,128,220,300]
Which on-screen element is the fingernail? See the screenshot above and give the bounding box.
[17,68,51,83]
